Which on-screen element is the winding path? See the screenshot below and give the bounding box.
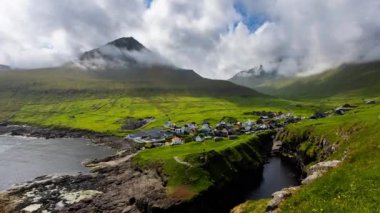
[174,156,192,167]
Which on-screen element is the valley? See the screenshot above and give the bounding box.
[0,37,379,213]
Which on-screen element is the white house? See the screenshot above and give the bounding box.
[164,121,175,128]
[175,128,184,135]
[195,135,204,142]
[181,125,191,134]
[200,124,212,132]
[242,120,254,131]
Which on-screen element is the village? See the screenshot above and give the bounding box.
[126,100,378,148]
[126,111,301,148]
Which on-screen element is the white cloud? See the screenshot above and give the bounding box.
[236,0,380,76]
[0,0,380,79]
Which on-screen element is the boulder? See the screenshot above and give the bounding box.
[266,186,300,212]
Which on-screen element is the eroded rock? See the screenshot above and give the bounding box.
[302,160,342,185]
[61,190,102,204]
[21,203,42,212]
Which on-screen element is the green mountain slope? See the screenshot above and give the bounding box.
[233,61,380,99]
[0,66,290,135]
[0,37,277,134]
[0,37,262,100]
[0,65,262,100]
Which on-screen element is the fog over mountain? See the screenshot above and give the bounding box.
[229,65,282,90]
[1,0,380,79]
[75,37,171,69]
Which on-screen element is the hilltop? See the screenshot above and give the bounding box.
[244,61,380,99]
[78,37,157,69]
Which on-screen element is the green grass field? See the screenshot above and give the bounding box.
[133,134,266,199]
[277,103,380,212]
[2,95,320,136]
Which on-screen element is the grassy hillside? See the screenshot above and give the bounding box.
[250,61,380,99]
[0,66,260,99]
[279,102,380,212]
[237,99,380,212]
[0,66,317,135]
[132,133,268,199]
[4,95,316,136]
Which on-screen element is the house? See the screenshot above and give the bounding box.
[221,128,229,137]
[216,121,234,131]
[365,100,376,104]
[285,117,301,124]
[195,135,204,142]
[335,109,345,115]
[163,121,175,129]
[171,136,183,145]
[188,122,198,130]
[310,111,327,119]
[258,124,269,130]
[277,114,287,120]
[217,121,226,128]
[126,129,172,144]
[242,120,254,131]
[335,107,353,115]
[200,123,212,133]
[174,128,184,135]
[181,125,191,134]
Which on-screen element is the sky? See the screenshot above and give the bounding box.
[1,0,380,79]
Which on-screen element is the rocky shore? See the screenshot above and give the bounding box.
[0,123,272,213]
[0,149,182,213]
[0,122,172,212]
[0,122,133,150]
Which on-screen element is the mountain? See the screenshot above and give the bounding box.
[252,60,380,99]
[0,64,11,70]
[229,65,282,90]
[0,38,264,99]
[77,37,166,69]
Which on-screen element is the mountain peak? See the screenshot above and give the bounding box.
[107,37,146,51]
[77,37,168,70]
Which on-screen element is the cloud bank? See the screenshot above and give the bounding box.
[0,0,380,79]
